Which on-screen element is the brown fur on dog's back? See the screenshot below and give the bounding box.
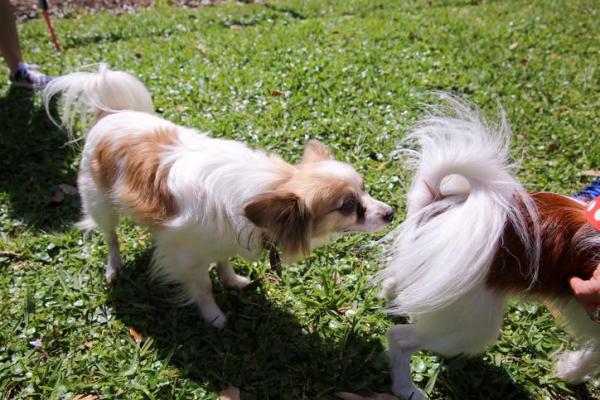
[90,126,178,226]
[486,192,600,297]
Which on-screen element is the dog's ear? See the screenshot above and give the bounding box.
[244,192,312,260]
[301,140,334,163]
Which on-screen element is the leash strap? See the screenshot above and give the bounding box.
[262,236,282,273]
[39,0,61,53]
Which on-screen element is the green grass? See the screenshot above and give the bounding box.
[1,0,599,399]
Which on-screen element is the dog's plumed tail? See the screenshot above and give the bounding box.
[43,63,154,137]
[379,95,540,315]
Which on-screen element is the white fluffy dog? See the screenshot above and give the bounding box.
[44,65,395,328]
[379,96,600,399]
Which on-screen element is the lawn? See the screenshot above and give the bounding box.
[1,0,599,399]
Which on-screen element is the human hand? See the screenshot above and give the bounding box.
[570,263,600,321]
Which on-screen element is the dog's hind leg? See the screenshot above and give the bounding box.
[389,285,505,399]
[78,173,122,283]
[552,298,600,383]
[102,229,122,284]
[389,324,427,400]
[556,342,600,383]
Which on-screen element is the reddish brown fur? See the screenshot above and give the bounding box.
[486,192,600,298]
[244,192,313,257]
[244,169,360,258]
[90,127,178,226]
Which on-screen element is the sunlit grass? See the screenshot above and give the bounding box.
[1,0,599,398]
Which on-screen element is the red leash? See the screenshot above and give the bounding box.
[39,0,61,53]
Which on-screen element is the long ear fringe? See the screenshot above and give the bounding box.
[244,192,313,260]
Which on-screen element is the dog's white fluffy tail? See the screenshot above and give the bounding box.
[43,63,154,137]
[379,95,540,315]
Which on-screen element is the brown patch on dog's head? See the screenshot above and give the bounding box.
[245,140,394,260]
[90,126,178,226]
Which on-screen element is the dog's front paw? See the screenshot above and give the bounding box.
[201,306,227,329]
[105,258,122,284]
[198,298,227,329]
[105,268,118,284]
[209,312,227,329]
[223,274,252,290]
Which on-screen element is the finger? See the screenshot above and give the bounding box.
[593,264,600,279]
[569,276,597,296]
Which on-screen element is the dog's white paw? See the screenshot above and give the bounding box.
[392,384,427,400]
[556,350,589,384]
[209,312,227,329]
[223,274,251,290]
[105,257,122,284]
[105,268,118,284]
[199,302,227,329]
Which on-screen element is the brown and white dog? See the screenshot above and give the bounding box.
[44,65,395,328]
[378,96,600,399]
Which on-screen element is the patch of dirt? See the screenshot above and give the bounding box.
[12,0,256,21]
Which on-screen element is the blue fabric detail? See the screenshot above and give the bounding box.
[573,177,600,202]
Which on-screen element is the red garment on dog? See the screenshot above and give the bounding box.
[585,196,600,231]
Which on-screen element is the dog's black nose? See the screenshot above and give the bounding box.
[383,208,396,223]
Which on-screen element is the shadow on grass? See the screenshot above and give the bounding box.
[569,384,597,400]
[433,352,595,399]
[109,250,388,399]
[109,249,545,399]
[435,357,532,400]
[0,86,80,231]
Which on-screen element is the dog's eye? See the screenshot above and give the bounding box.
[339,197,357,214]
